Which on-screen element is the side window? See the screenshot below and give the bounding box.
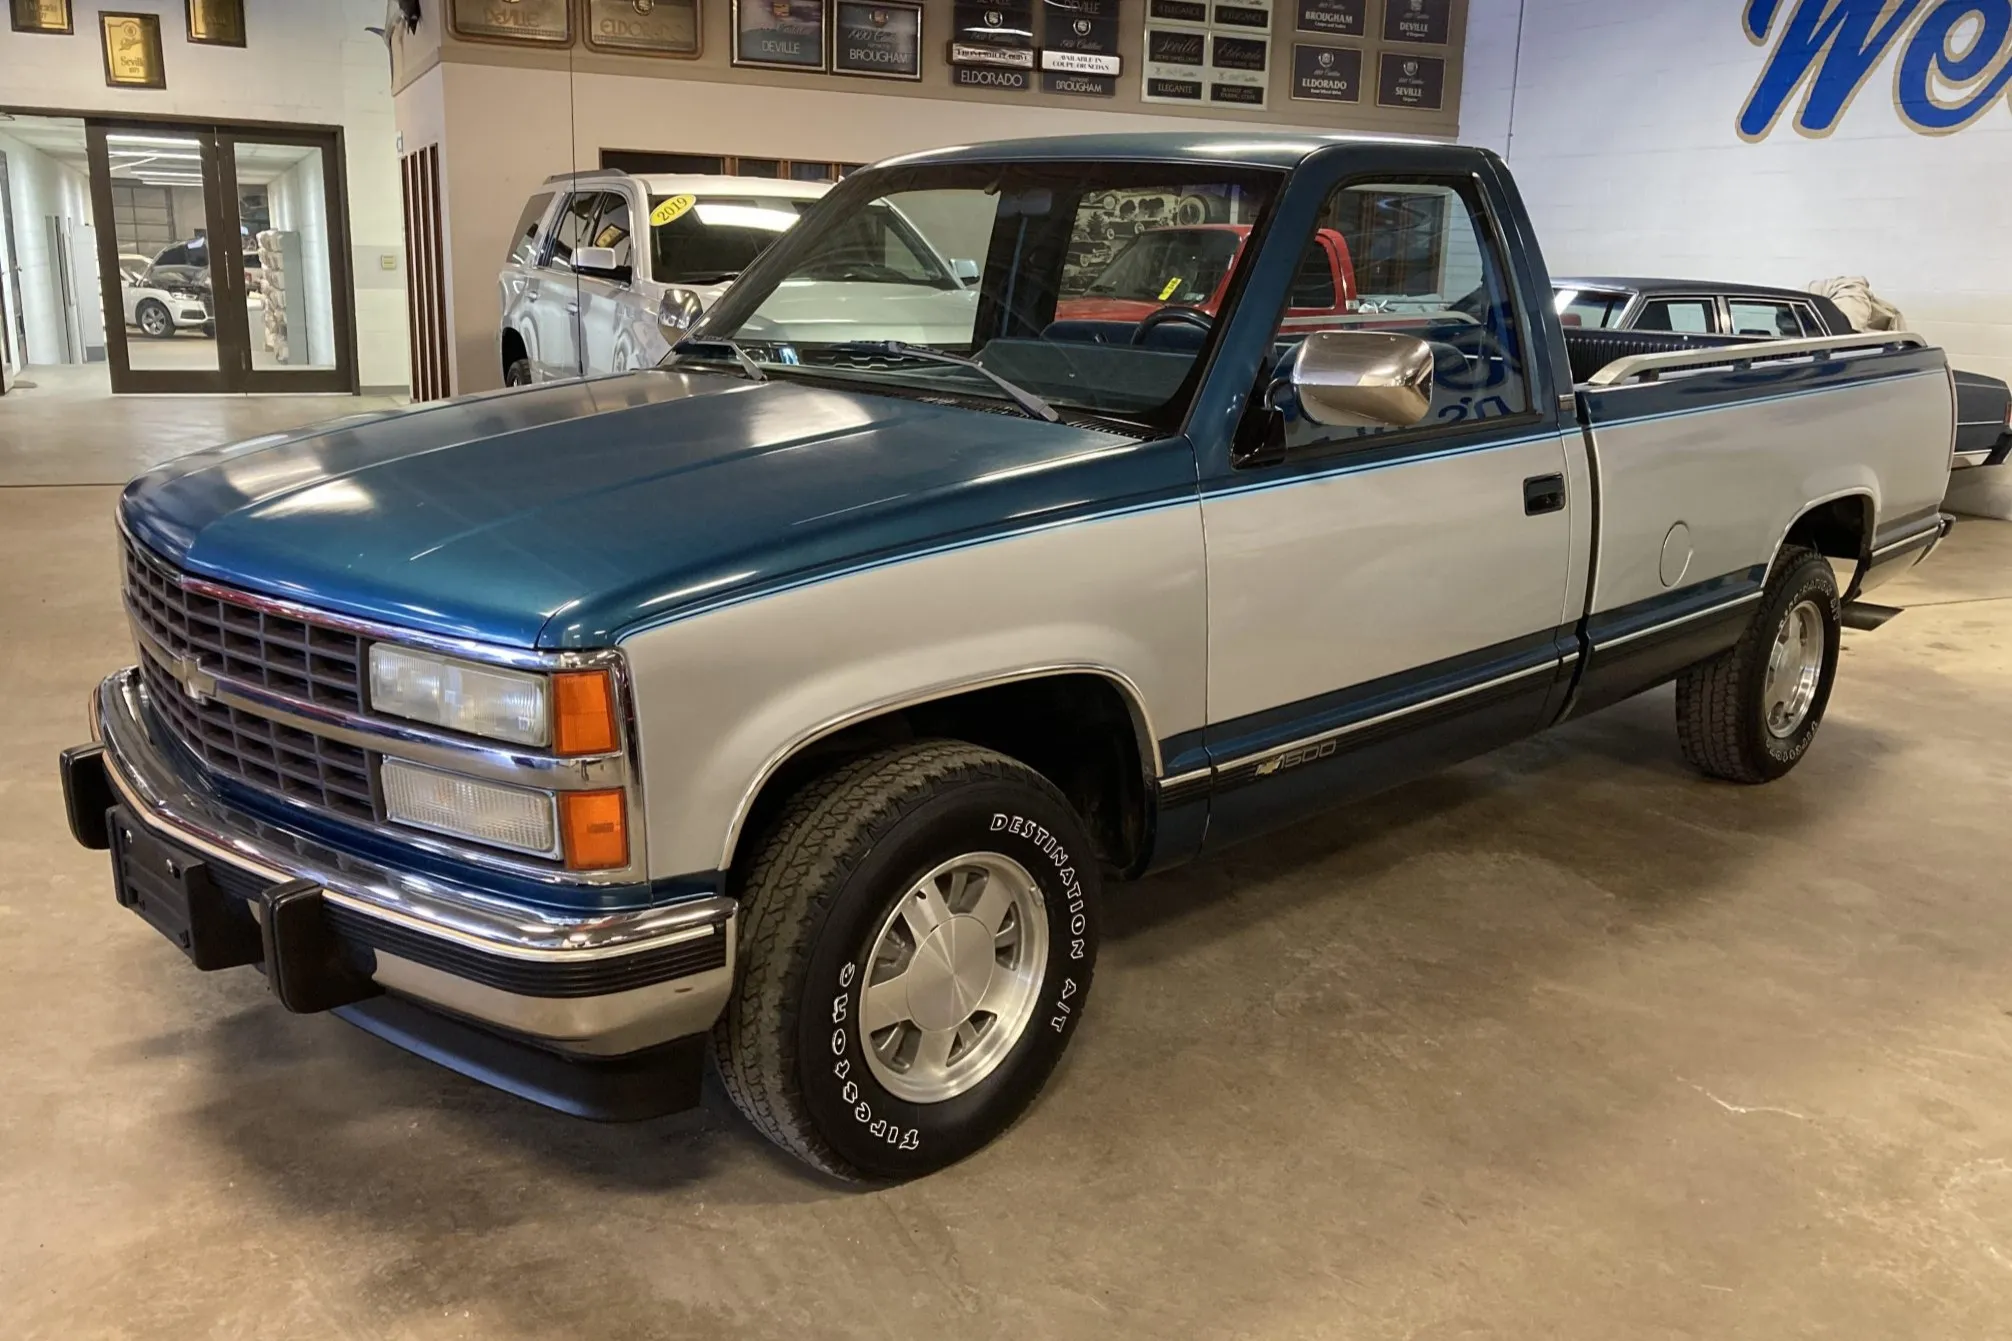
[1791,302,1829,336]
[1270,177,1531,450]
[507,192,554,267]
[1637,298,1718,334]
[545,192,605,270]
[1288,239,1336,311]
[592,193,635,268]
[1727,299,1801,338]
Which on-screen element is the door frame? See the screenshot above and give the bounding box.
[67,109,359,395]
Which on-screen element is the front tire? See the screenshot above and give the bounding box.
[714,741,1100,1181]
[135,300,172,339]
[503,356,533,387]
[1676,546,1840,783]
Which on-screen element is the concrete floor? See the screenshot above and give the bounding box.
[4,391,2012,1339]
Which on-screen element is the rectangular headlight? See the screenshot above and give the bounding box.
[369,645,548,746]
[381,758,557,856]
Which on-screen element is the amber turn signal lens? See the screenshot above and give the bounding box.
[552,670,618,756]
[560,789,629,870]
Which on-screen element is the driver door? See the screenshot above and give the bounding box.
[531,191,601,381]
[576,189,639,375]
[1198,166,1580,848]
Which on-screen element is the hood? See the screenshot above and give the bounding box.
[122,372,1184,649]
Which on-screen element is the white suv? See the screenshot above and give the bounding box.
[497,172,832,385]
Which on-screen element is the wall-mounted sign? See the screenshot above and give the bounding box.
[1043,71,1115,95]
[450,0,572,44]
[732,0,826,69]
[1209,31,1269,107]
[1041,0,1119,80]
[1211,0,1271,31]
[1741,0,2012,140]
[1294,0,1362,37]
[952,0,1033,48]
[185,0,244,46]
[1381,0,1450,46]
[9,0,70,34]
[833,0,922,80]
[1142,25,1206,101]
[100,11,165,88]
[1145,0,1207,27]
[585,0,701,56]
[1290,42,1361,102]
[953,64,1031,89]
[1376,50,1443,108]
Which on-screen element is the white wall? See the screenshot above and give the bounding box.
[0,129,94,366]
[1461,0,2012,384]
[267,153,336,367]
[0,0,409,389]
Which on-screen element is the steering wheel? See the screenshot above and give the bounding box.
[1131,305,1215,346]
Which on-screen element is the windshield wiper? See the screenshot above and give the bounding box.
[671,336,766,383]
[824,340,1059,423]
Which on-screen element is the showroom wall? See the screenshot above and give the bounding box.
[1462,0,2012,385]
[391,0,1476,394]
[0,0,409,390]
[0,129,96,367]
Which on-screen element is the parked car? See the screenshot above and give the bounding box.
[1053,223,1357,327]
[1554,276,2012,469]
[65,135,1956,1182]
[119,269,213,339]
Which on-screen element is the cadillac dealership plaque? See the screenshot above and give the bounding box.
[184,0,244,46]
[451,0,572,44]
[1377,50,1445,107]
[1041,0,1118,94]
[10,0,71,35]
[1146,0,1207,26]
[1290,42,1360,102]
[99,12,165,88]
[1208,31,1269,107]
[733,0,826,69]
[834,0,922,80]
[950,0,1034,71]
[1294,0,1363,37]
[586,0,700,56]
[1382,0,1451,45]
[1141,25,1205,102]
[1211,0,1271,31]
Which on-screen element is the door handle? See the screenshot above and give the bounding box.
[525,279,541,299]
[566,302,579,316]
[1523,474,1567,516]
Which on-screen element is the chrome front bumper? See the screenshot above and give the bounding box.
[86,667,736,1058]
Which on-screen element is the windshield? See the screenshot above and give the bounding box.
[1554,288,1631,329]
[1084,229,1242,305]
[649,195,820,286]
[692,161,1282,427]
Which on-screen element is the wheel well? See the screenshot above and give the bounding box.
[730,674,1154,884]
[1781,494,1873,589]
[500,327,527,377]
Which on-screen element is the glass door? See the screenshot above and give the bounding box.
[90,124,228,392]
[88,120,357,393]
[216,132,355,392]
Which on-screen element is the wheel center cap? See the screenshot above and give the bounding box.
[905,915,995,1033]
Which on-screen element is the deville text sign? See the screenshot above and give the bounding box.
[1741,0,2012,139]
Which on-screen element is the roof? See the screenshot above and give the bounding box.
[882,131,1463,171]
[540,170,830,199]
[1553,276,1826,302]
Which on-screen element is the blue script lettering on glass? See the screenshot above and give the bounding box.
[1742,0,2012,138]
[1896,1,2012,132]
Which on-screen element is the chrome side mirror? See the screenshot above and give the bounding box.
[950,257,981,285]
[658,286,704,337]
[1284,330,1435,429]
[572,246,631,283]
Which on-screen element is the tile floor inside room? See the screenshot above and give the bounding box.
[5,376,2012,1339]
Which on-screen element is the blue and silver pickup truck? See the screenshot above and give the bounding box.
[62,133,1956,1181]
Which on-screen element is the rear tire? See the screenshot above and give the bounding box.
[1675,546,1840,783]
[714,740,1100,1181]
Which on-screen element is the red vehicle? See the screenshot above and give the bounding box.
[1056,223,1358,324]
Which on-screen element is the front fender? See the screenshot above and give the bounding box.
[617,501,1207,877]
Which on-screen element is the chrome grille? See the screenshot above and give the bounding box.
[124,538,364,712]
[124,538,377,822]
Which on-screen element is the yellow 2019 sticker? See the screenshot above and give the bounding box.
[649,194,697,227]
[1158,276,1184,301]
